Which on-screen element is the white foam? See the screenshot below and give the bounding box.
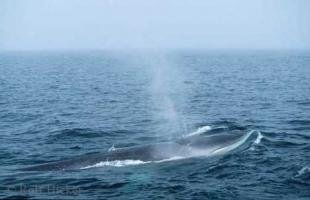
[248,130,263,150]
[81,160,149,169]
[186,125,211,137]
[80,156,187,169]
[254,131,263,144]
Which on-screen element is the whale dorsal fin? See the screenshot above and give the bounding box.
[108,144,116,152]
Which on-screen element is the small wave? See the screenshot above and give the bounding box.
[81,160,149,169]
[298,101,310,106]
[185,125,211,137]
[49,128,106,140]
[288,119,310,125]
[296,166,310,177]
[264,139,307,148]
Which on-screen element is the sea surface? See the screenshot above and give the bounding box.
[0,50,309,199]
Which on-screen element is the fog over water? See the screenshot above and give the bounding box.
[1,0,310,51]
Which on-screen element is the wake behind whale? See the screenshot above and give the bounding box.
[22,126,261,171]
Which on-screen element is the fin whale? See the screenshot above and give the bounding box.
[21,130,257,171]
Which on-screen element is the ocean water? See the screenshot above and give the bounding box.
[0,50,309,199]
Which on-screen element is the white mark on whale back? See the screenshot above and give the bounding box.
[185,125,211,137]
[155,156,185,163]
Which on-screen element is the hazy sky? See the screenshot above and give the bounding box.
[1,0,310,50]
